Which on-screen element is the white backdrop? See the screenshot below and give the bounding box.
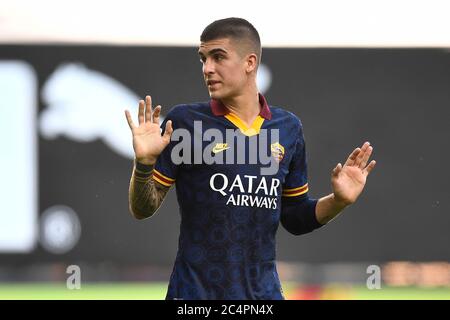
[0,0,449,47]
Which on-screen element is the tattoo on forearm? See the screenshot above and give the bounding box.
[128,163,170,219]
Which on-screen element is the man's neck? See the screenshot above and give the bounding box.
[221,90,261,127]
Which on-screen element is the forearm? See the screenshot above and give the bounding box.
[280,196,322,236]
[128,160,170,220]
[315,193,348,225]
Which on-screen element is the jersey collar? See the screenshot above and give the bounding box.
[210,93,272,120]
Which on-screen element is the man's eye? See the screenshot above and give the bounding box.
[214,55,224,61]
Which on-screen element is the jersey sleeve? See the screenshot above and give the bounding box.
[153,108,179,188]
[280,119,324,235]
[282,119,309,198]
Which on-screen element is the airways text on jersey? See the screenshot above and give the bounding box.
[210,173,280,209]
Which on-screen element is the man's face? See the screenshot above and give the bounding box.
[198,38,249,100]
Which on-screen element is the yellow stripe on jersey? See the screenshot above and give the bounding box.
[152,175,172,187]
[152,169,176,187]
[282,183,309,197]
[153,169,175,182]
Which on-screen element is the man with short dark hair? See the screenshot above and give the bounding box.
[125,17,376,300]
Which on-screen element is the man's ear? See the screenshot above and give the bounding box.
[246,53,258,73]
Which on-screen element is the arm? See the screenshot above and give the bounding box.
[281,141,376,234]
[280,195,322,236]
[314,193,346,225]
[128,161,170,220]
[125,95,174,220]
[315,141,376,225]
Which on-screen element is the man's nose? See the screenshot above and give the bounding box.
[203,58,215,75]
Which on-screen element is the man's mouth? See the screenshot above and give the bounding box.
[207,80,221,86]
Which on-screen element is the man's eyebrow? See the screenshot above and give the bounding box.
[198,48,228,56]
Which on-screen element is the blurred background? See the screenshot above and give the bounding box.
[0,0,449,299]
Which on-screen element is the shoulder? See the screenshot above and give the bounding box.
[269,105,304,132]
[164,101,211,122]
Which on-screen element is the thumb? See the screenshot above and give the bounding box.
[163,120,173,142]
[332,163,342,177]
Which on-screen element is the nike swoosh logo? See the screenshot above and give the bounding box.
[212,146,230,154]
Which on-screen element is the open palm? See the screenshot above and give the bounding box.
[331,142,376,206]
[125,96,173,165]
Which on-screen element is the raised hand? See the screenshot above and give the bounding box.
[331,141,376,206]
[125,95,173,165]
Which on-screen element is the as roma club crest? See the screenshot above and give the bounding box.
[270,142,285,163]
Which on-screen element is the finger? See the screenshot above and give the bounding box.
[124,110,135,130]
[332,163,342,177]
[354,141,370,167]
[363,160,376,176]
[359,145,373,169]
[153,105,161,125]
[145,95,152,123]
[344,148,361,166]
[163,120,173,142]
[138,100,145,125]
